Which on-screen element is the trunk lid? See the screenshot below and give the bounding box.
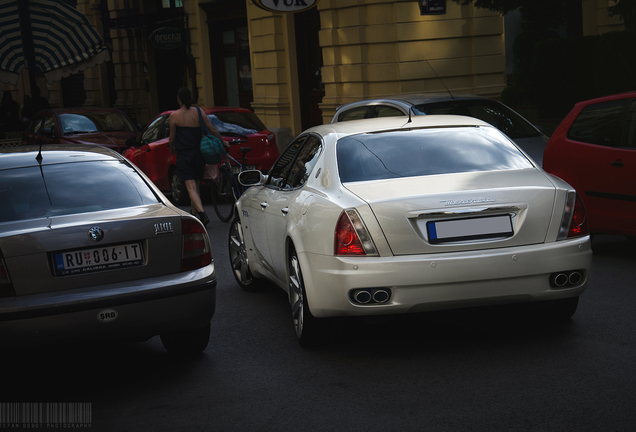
[0,204,186,296]
[344,169,558,255]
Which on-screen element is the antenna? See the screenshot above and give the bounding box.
[426,60,454,99]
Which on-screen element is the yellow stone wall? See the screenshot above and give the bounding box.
[247,1,301,143]
[317,0,506,123]
[583,0,625,36]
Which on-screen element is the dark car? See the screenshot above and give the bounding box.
[331,93,549,165]
[0,144,215,353]
[543,91,636,239]
[123,107,279,205]
[22,108,139,153]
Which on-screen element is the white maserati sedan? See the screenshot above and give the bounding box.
[228,116,592,346]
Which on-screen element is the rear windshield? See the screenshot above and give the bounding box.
[0,161,159,222]
[59,112,137,134]
[208,112,267,136]
[337,127,533,183]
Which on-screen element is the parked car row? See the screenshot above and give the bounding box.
[3,91,632,350]
[20,107,280,205]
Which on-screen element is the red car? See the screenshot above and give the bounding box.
[22,108,139,153]
[543,92,636,239]
[123,107,279,205]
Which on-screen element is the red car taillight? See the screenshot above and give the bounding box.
[0,250,15,297]
[558,192,589,240]
[334,209,378,256]
[181,218,212,272]
[568,194,589,238]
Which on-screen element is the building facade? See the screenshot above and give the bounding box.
[1,0,626,149]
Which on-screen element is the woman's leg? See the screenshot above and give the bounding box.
[185,179,204,214]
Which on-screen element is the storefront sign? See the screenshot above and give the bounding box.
[419,0,446,15]
[252,0,319,13]
[149,27,184,50]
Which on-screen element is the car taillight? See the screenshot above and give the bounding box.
[334,209,378,256]
[0,251,15,297]
[266,133,276,146]
[181,218,212,272]
[558,191,589,240]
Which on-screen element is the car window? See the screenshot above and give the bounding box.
[28,117,44,134]
[374,105,404,118]
[58,111,137,135]
[337,127,533,183]
[567,99,634,148]
[141,115,167,144]
[0,161,159,222]
[266,136,308,189]
[286,136,323,188]
[414,100,541,139]
[337,106,369,122]
[41,116,56,134]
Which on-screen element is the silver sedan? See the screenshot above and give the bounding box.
[0,144,216,354]
[331,93,549,165]
[229,116,592,346]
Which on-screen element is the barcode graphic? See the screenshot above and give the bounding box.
[0,403,92,427]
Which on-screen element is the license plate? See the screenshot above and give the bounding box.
[426,215,513,244]
[232,165,256,174]
[53,243,144,276]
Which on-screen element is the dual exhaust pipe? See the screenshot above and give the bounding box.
[550,270,584,288]
[351,288,391,305]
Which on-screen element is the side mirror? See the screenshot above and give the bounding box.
[125,136,137,147]
[238,170,266,187]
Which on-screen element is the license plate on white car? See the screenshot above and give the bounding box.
[53,243,144,276]
[232,165,256,174]
[426,215,513,244]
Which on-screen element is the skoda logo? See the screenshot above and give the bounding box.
[88,226,104,242]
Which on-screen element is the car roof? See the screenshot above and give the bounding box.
[157,106,254,116]
[0,144,123,170]
[306,114,492,139]
[573,91,636,107]
[335,93,491,110]
[39,108,129,115]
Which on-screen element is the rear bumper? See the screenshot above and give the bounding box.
[0,265,216,345]
[300,236,592,318]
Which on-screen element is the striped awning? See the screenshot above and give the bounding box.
[0,0,110,86]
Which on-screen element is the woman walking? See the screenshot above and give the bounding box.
[168,87,225,225]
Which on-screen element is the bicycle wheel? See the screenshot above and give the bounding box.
[211,165,237,222]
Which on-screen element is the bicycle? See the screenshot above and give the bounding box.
[211,139,252,222]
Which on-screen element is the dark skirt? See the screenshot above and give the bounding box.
[177,148,206,181]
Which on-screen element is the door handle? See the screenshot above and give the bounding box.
[260,202,269,210]
[281,207,289,215]
[610,160,624,167]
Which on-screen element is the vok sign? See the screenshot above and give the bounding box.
[252,0,319,13]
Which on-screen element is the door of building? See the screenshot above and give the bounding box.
[203,2,252,110]
[295,7,324,130]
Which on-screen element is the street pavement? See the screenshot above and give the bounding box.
[2,201,636,432]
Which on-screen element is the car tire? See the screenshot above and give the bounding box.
[170,169,189,206]
[228,216,262,291]
[289,248,334,347]
[160,321,211,355]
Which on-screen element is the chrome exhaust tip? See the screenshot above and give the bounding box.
[568,271,582,285]
[354,290,371,304]
[554,273,569,287]
[373,289,390,303]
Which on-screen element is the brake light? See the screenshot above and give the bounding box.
[557,192,589,240]
[334,209,378,256]
[0,250,15,297]
[181,218,212,272]
[568,194,589,238]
